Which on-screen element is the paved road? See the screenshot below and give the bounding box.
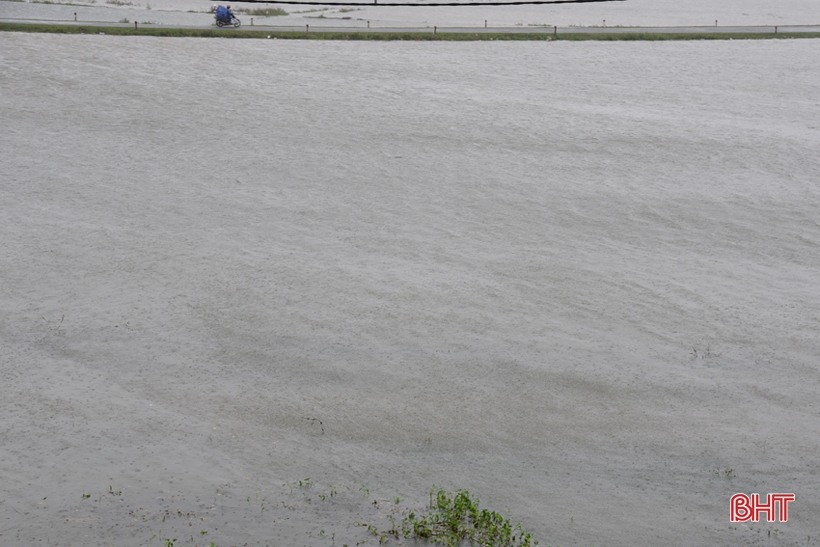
[2,16,819,34]
[217,23,818,33]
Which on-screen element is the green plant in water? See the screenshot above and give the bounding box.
[372,488,538,547]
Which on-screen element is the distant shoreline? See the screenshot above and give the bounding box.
[3,21,820,39]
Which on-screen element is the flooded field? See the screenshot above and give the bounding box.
[2,0,820,28]
[1,32,820,546]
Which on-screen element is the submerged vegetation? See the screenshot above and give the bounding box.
[65,480,541,546]
[367,488,538,547]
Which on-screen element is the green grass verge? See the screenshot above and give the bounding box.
[2,22,820,40]
[550,31,820,40]
[240,7,288,16]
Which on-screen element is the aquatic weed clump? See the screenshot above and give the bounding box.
[375,488,538,547]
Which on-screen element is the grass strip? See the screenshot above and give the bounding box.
[240,7,289,16]
[2,22,820,40]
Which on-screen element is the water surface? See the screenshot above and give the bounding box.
[2,34,819,546]
[3,0,820,27]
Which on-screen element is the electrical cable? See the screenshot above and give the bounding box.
[231,0,624,7]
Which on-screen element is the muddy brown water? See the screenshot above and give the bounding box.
[1,34,819,546]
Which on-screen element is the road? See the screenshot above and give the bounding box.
[2,14,819,35]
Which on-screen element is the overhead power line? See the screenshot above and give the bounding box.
[233,0,625,7]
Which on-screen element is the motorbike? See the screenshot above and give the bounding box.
[215,13,241,27]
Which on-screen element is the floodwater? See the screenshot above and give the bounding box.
[3,0,820,28]
[2,32,820,547]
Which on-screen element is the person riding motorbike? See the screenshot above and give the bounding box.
[215,4,233,23]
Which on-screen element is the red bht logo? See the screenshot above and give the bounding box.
[731,493,795,522]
